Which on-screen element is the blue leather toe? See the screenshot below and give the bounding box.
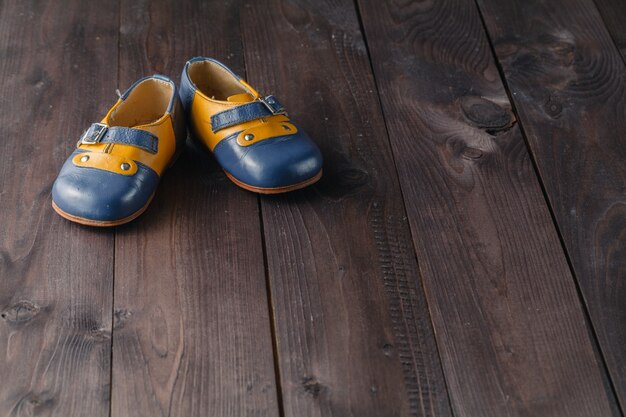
[212,131,323,189]
[52,151,159,222]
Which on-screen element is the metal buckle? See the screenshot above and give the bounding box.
[79,123,108,145]
[259,95,286,115]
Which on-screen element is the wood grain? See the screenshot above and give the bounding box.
[241,1,452,416]
[476,0,626,409]
[111,1,279,416]
[595,0,626,58]
[357,0,620,415]
[0,0,118,415]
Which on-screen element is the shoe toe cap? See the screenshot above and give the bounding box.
[52,151,159,223]
[215,131,323,189]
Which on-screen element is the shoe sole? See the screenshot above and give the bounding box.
[224,169,323,194]
[52,192,156,227]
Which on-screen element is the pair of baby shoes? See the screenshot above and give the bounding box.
[52,57,323,226]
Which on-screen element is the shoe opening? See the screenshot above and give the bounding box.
[108,78,174,127]
[188,60,254,101]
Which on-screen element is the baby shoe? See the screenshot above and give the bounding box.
[179,57,322,193]
[52,75,186,226]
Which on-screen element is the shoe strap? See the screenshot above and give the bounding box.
[210,95,286,133]
[78,123,158,154]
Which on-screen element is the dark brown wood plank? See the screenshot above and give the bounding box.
[595,0,626,58]
[357,0,619,416]
[110,1,279,416]
[0,0,117,415]
[476,0,626,408]
[241,1,452,416]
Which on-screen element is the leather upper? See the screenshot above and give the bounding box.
[212,132,323,189]
[53,150,159,221]
[52,75,185,222]
[180,57,323,189]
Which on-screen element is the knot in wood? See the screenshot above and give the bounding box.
[114,308,132,329]
[18,392,55,411]
[382,343,394,357]
[302,376,324,397]
[461,96,511,130]
[461,147,484,160]
[341,167,369,185]
[544,95,563,118]
[88,327,111,342]
[1,300,40,324]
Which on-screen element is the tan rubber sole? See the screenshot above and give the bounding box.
[52,192,155,227]
[224,170,323,194]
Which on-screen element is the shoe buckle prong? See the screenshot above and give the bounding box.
[259,95,286,115]
[80,123,108,145]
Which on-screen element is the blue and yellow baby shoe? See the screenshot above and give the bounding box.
[52,75,186,226]
[179,57,323,193]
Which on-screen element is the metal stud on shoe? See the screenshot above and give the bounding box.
[80,155,90,162]
[120,163,131,171]
[244,133,254,141]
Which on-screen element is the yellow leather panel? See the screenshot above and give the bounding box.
[236,120,298,147]
[187,64,300,150]
[190,92,292,150]
[76,114,176,176]
[227,93,255,102]
[108,115,177,176]
[71,77,177,177]
[72,151,138,176]
[239,80,260,97]
[76,142,109,153]
[103,100,122,123]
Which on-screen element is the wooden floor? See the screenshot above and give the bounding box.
[0,0,625,416]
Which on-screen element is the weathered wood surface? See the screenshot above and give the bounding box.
[0,0,118,415]
[357,0,620,415]
[110,1,279,416]
[242,0,452,416]
[595,0,626,58]
[1,0,625,416]
[476,0,626,409]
